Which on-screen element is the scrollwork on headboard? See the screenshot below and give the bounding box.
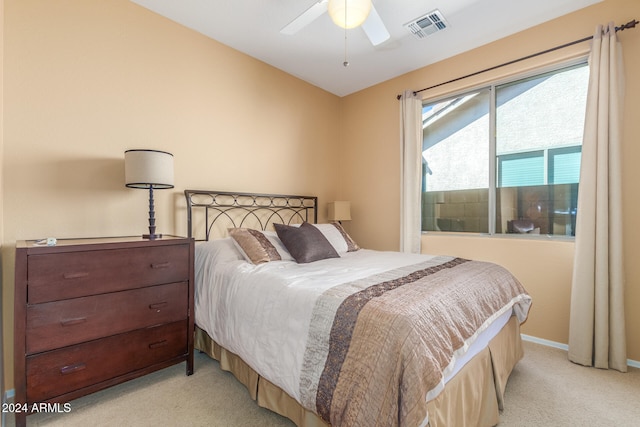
[184,190,318,241]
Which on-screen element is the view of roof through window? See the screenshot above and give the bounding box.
[422,64,588,192]
[420,63,589,235]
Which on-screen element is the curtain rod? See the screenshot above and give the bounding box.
[397,19,638,100]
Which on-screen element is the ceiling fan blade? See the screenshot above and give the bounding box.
[361,4,390,46]
[280,0,329,35]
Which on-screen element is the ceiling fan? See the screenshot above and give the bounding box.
[280,0,391,46]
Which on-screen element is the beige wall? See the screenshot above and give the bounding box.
[1,0,341,390]
[340,0,640,361]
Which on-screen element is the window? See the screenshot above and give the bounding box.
[421,62,589,236]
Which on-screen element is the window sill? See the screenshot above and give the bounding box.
[421,231,575,242]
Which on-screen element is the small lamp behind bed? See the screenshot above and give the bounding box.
[327,201,351,224]
[124,149,174,240]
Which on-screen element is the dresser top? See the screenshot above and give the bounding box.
[16,235,192,253]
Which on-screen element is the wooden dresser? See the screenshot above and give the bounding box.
[13,236,194,427]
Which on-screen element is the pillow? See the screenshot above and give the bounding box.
[262,231,295,261]
[311,222,360,254]
[195,238,244,266]
[274,222,339,264]
[229,228,285,264]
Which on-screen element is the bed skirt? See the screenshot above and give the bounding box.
[194,315,523,427]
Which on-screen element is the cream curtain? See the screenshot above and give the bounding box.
[399,90,422,253]
[568,23,626,372]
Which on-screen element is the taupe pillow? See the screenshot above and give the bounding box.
[274,222,339,264]
[228,228,281,264]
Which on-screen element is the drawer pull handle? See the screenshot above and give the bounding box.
[151,262,171,269]
[149,302,168,310]
[63,272,89,280]
[149,340,168,349]
[60,317,87,326]
[60,363,86,375]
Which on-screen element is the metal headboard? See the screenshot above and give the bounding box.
[184,189,318,241]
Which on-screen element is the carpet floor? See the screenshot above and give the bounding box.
[8,340,640,426]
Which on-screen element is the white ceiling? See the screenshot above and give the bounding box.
[130,0,601,97]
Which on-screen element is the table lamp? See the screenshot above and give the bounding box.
[327,201,352,224]
[125,149,174,239]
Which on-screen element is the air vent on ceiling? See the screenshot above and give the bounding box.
[404,9,449,40]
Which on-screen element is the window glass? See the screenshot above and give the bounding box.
[498,152,544,187]
[422,89,490,233]
[421,62,589,237]
[549,146,581,184]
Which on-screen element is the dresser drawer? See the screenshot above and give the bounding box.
[26,282,188,354]
[27,244,189,303]
[26,320,187,403]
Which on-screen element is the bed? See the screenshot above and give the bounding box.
[185,189,532,427]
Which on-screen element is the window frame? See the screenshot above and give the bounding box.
[420,57,589,239]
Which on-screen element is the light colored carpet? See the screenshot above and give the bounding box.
[498,341,640,427]
[8,341,640,426]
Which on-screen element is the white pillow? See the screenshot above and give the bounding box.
[309,223,360,254]
[262,231,295,261]
[195,238,244,266]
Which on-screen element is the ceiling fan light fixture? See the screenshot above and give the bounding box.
[328,0,372,29]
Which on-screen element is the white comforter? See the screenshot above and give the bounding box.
[194,238,434,401]
[193,238,529,414]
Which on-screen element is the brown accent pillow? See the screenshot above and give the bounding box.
[228,228,282,264]
[274,222,339,264]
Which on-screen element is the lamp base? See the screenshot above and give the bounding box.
[143,233,163,240]
[143,187,163,240]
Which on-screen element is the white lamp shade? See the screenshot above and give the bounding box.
[328,0,371,29]
[125,149,174,189]
[327,201,352,221]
